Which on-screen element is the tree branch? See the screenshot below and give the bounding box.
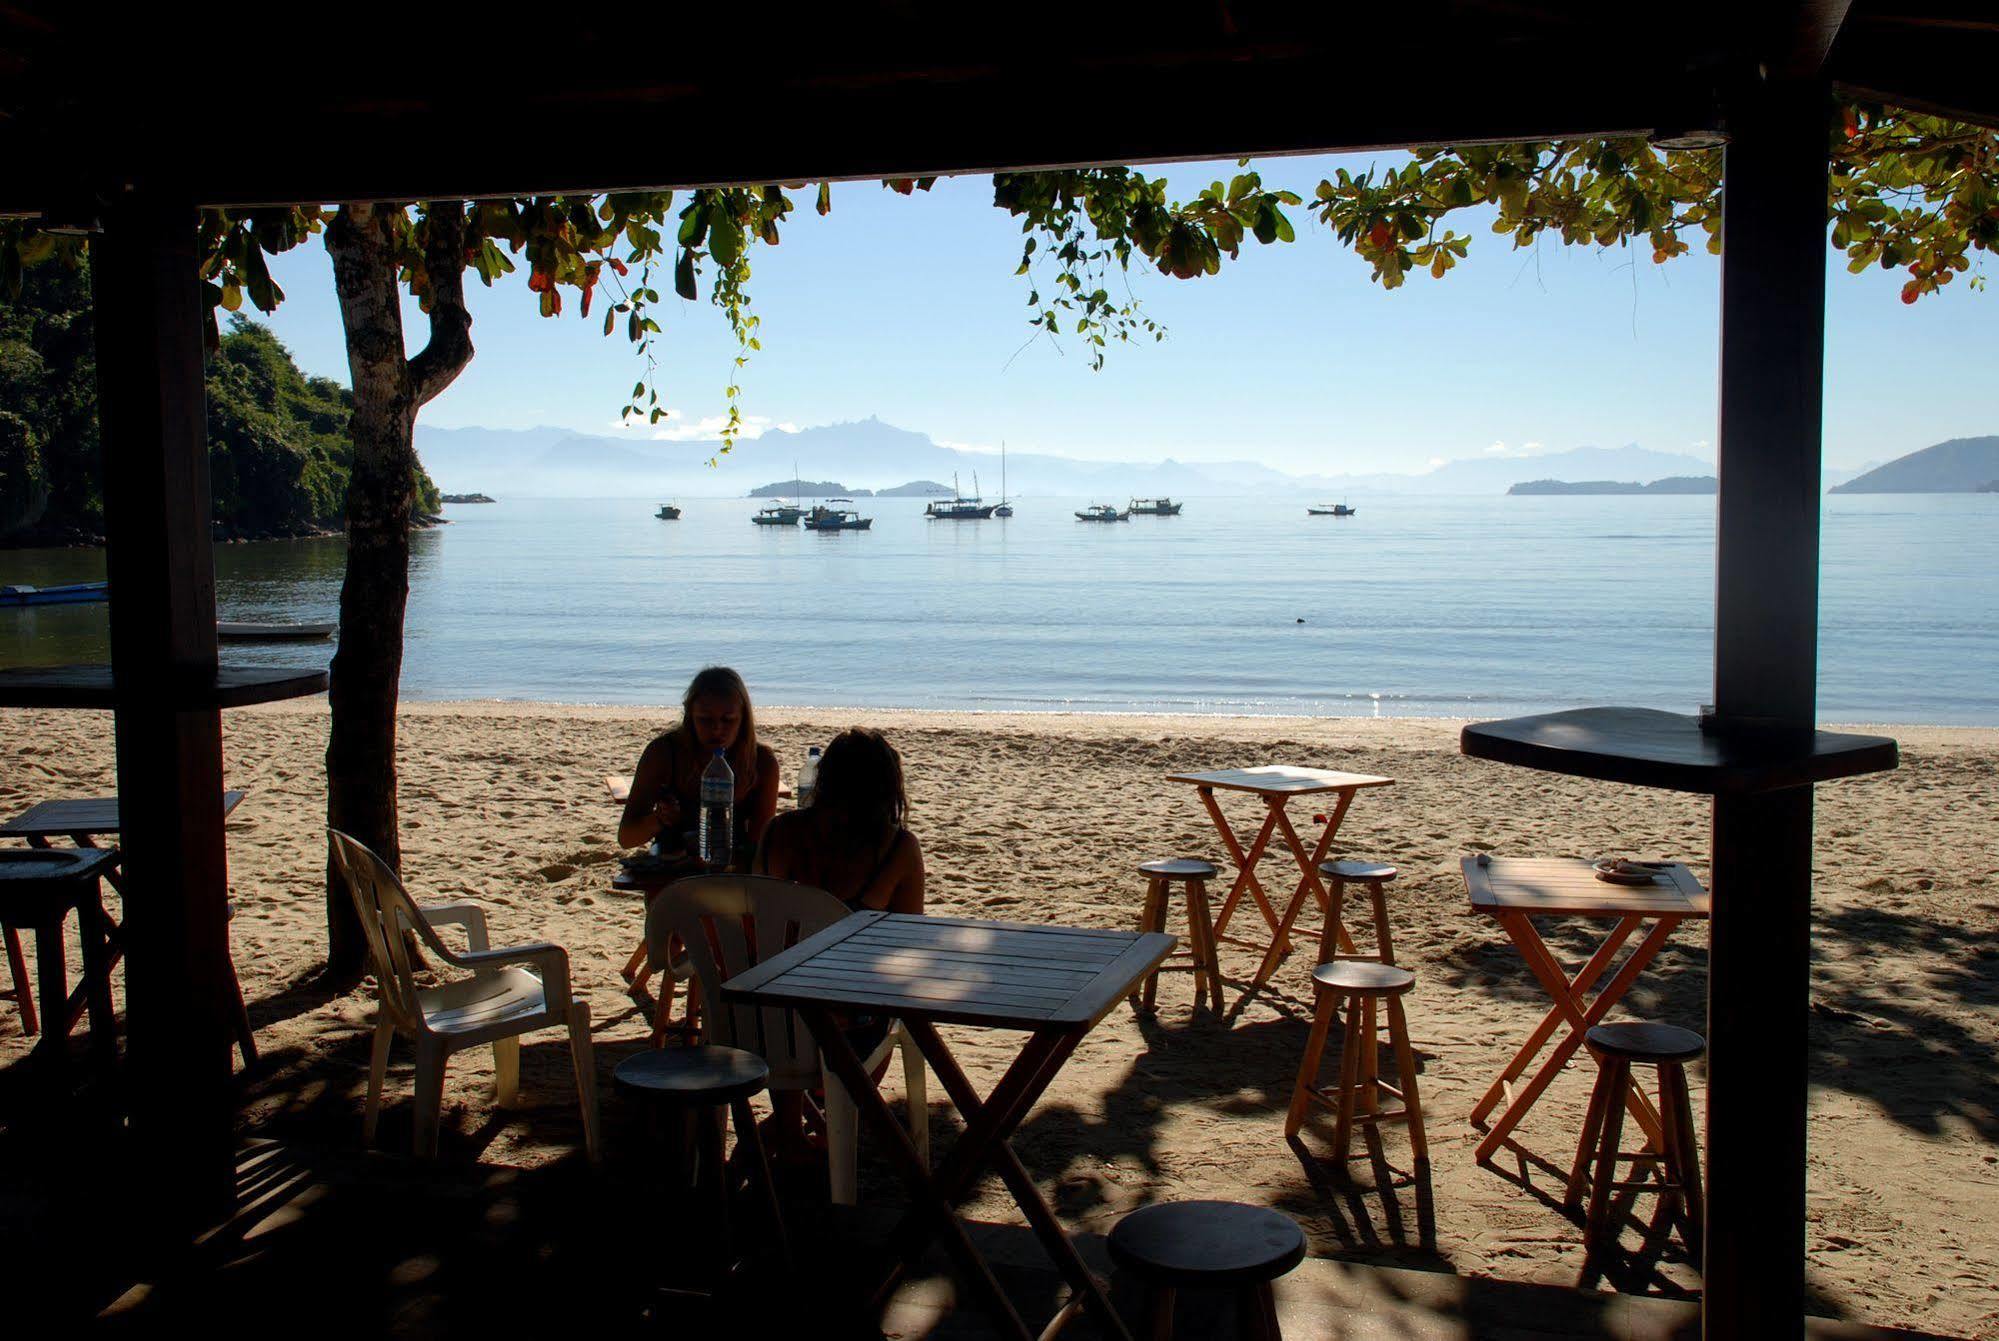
[408,200,473,407]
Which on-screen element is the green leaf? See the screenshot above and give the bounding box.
[674,251,697,301]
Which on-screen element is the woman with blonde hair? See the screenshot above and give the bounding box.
[618,666,780,863]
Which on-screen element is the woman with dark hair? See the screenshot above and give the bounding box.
[756,727,924,913]
[618,666,780,861]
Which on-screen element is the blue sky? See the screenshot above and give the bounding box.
[246,153,1994,476]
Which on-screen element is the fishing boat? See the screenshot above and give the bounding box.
[0,581,109,607]
[1075,503,1131,522]
[803,503,872,531]
[925,472,995,520]
[751,505,801,526]
[1308,501,1358,516]
[217,620,336,641]
[655,503,681,520]
[994,443,1014,517]
[1129,497,1182,516]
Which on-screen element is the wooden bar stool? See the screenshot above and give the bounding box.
[1568,1021,1705,1273]
[614,1045,791,1285]
[1284,961,1428,1179]
[1315,859,1398,965]
[1132,858,1222,1013]
[1108,1199,1306,1340]
[0,848,120,1081]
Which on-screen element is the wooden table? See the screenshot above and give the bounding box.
[1461,855,1709,1165]
[1166,766,1392,994]
[0,791,252,1054]
[722,911,1174,1341]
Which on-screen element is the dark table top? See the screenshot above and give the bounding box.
[0,790,246,838]
[0,846,120,886]
[722,911,1176,1033]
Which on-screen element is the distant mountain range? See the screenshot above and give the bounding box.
[1829,436,1999,493]
[412,416,1883,499]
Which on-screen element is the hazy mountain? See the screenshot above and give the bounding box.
[413,417,1860,499]
[1829,436,1999,493]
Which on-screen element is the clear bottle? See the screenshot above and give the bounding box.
[797,745,822,809]
[698,748,735,868]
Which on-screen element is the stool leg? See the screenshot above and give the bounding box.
[1186,879,1222,1013]
[1358,996,1380,1116]
[1582,1057,1631,1268]
[1143,1284,1176,1341]
[1317,878,1347,966]
[1285,988,1339,1139]
[1237,1281,1283,1341]
[1369,884,1395,965]
[730,1096,792,1269]
[1661,1061,1705,1261]
[77,891,117,1068]
[1135,878,1164,1011]
[1330,997,1366,1166]
[1387,995,1427,1170]
[32,916,67,1073]
[3,923,36,1036]
[700,1104,731,1269]
[1568,1060,1616,1206]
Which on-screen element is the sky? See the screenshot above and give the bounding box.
[242,153,1996,477]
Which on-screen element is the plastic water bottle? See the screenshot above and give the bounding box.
[797,746,822,809]
[698,748,735,868]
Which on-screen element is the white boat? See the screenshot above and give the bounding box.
[925,472,995,520]
[995,443,1014,517]
[217,620,336,641]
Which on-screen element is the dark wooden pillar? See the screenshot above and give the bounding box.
[1705,77,1829,1340]
[92,192,236,1221]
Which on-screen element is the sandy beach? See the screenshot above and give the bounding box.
[2,702,1994,1337]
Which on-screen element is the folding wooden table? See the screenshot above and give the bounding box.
[722,911,1175,1341]
[1460,854,1709,1165]
[1166,766,1392,993]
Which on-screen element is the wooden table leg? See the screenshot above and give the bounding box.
[904,1019,1135,1341]
[1253,800,1358,989]
[1473,914,1679,1164]
[1200,788,1284,947]
[801,1006,1035,1341]
[1469,917,1637,1128]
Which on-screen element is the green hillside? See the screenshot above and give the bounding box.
[1,262,438,544]
[1829,436,1999,494]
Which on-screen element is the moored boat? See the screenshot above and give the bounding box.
[1129,497,1182,516]
[218,620,336,641]
[925,472,995,520]
[655,503,681,520]
[1075,503,1130,522]
[1308,501,1358,516]
[804,504,873,531]
[751,505,802,526]
[0,581,109,607]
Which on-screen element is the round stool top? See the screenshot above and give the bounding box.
[614,1045,769,1102]
[1311,960,1415,996]
[0,846,118,887]
[1108,1200,1306,1286]
[1586,1021,1705,1063]
[1319,858,1397,883]
[1138,858,1218,880]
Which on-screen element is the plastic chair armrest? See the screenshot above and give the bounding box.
[457,941,573,1004]
[418,900,492,953]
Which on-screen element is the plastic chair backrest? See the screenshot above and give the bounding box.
[329,829,441,1033]
[650,874,852,1089]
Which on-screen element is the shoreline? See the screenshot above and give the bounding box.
[231,697,1999,748]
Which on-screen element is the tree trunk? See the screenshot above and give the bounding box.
[322,202,472,976]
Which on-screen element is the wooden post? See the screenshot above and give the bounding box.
[1705,76,1829,1340]
[92,191,237,1222]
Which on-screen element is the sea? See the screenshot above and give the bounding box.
[2,493,1994,725]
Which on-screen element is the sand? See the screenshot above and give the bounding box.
[2,702,1995,1338]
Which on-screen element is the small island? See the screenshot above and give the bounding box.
[875,479,954,497]
[1509,476,1718,496]
[749,479,870,498]
[440,493,496,504]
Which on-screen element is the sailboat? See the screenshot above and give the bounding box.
[752,461,807,525]
[994,442,1014,517]
[925,471,995,520]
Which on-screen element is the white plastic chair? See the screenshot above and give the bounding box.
[651,874,929,1204]
[330,830,601,1161]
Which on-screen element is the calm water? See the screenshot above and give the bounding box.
[2,494,1994,723]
